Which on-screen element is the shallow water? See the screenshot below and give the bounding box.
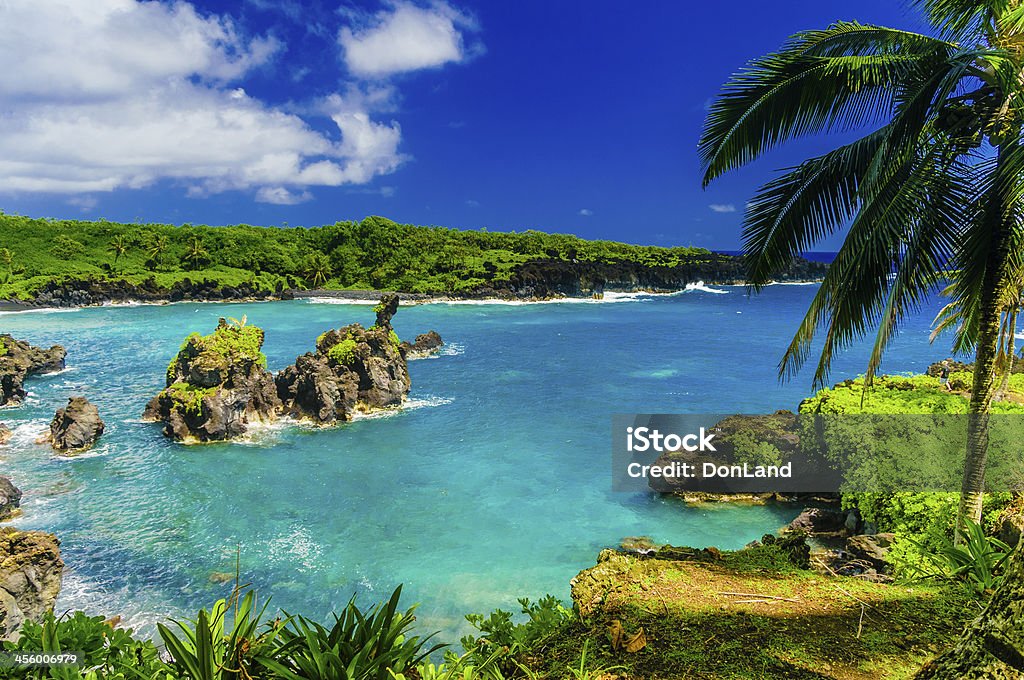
[0,286,952,638]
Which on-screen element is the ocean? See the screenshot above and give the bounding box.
[0,283,955,639]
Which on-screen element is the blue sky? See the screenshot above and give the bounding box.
[0,0,931,249]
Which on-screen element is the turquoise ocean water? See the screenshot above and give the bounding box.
[0,284,952,638]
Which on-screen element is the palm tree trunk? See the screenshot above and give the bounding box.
[914,545,1024,678]
[958,147,1014,536]
[999,309,1017,398]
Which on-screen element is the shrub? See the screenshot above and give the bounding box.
[328,339,359,366]
[259,586,443,680]
[0,610,167,680]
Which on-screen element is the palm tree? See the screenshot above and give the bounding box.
[107,235,129,268]
[303,251,333,288]
[0,247,12,271]
[184,236,208,270]
[699,2,1024,531]
[146,234,169,270]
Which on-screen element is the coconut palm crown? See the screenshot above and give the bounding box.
[699,1,1024,525]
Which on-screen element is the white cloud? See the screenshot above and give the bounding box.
[256,187,313,205]
[0,0,417,200]
[67,196,99,212]
[709,204,737,213]
[465,199,480,207]
[339,1,481,78]
[579,208,593,216]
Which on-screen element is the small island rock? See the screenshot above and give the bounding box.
[399,330,444,359]
[0,423,10,445]
[0,478,21,521]
[0,527,63,641]
[143,319,281,442]
[0,335,66,407]
[48,397,105,452]
[276,297,411,424]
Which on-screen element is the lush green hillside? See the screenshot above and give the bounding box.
[0,213,727,300]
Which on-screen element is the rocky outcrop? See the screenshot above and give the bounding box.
[0,335,66,406]
[0,528,63,642]
[47,397,105,452]
[786,507,848,537]
[276,294,412,424]
[399,331,444,359]
[27,277,292,308]
[844,533,895,570]
[469,255,829,299]
[0,479,21,521]
[0,424,10,445]
[142,319,281,442]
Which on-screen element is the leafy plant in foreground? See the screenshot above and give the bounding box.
[157,589,276,680]
[921,519,1013,596]
[258,585,443,680]
[1,610,167,680]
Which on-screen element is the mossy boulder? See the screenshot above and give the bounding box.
[0,527,63,641]
[0,334,66,407]
[143,319,281,442]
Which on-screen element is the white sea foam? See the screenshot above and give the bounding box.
[6,420,49,446]
[683,281,729,294]
[350,395,453,421]
[304,297,379,306]
[0,307,83,316]
[432,342,465,357]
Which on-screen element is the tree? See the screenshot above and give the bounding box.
[107,235,129,267]
[184,236,208,270]
[302,251,333,288]
[699,2,1024,530]
[0,247,11,270]
[146,234,169,270]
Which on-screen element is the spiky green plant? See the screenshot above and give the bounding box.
[699,1,1024,531]
[257,586,443,680]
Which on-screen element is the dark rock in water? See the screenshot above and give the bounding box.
[0,478,21,521]
[277,298,411,424]
[399,330,444,359]
[48,397,105,452]
[0,423,10,445]
[0,335,66,406]
[845,533,895,569]
[143,319,281,443]
[787,507,848,537]
[0,527,63,641]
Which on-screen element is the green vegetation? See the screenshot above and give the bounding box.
[327,339,359,366]
[166,383,217,416]
[0,213,716,300]
[0,338,6,358]
[2,540,976,680]
[798,376,1020,586]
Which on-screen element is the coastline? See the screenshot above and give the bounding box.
[1,277,826,311]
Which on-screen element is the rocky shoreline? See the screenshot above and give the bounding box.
[0,254,828,309]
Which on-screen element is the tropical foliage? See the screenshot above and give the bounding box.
[0,213,715,300]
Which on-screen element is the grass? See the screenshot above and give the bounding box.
[523,549,976,680]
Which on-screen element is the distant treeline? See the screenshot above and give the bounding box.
[0,213,823,302]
